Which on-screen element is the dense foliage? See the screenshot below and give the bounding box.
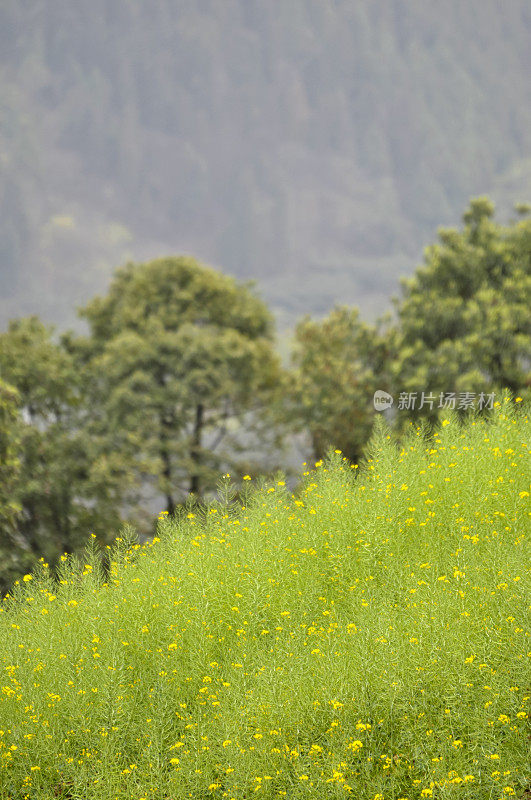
[288,307,391,464]
[0,404,528,799]
[283,200,531,457]
[0,318,123,593]
[1,1,531,327]
[394,198,531,412]
[72,256,282,512]
[0,380,26,587]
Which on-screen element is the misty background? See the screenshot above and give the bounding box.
[1,0,530,332]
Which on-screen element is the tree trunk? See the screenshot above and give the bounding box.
[189,403,203,496]
[159,414,175,515]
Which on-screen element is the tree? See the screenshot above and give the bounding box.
[287,306,392,464]
[0,379,30,591]
[0,317,123,591]
[0,380,21,530]
[393,198,531,417]
[74,256,281,513]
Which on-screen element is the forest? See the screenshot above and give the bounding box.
[1,0,531,329]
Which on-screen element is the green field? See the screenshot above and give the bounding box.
[1,402,529,799]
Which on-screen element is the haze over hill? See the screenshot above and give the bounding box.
[1,0,530,330]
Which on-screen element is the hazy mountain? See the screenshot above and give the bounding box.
[1,0,530,331]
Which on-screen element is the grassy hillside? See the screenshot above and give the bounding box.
[0,401,529,799]
[1,1,531,328]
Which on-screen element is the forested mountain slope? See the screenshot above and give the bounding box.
[1,0,530,328]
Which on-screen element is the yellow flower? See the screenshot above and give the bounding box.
[243,475,251,480]
[22,574,32,582]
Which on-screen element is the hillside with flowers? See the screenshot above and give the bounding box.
[0,402,529,799]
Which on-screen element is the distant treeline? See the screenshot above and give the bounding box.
[1,198,530,592]
[2,0,531,327]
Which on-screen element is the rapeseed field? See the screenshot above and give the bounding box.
[0,401,529,799]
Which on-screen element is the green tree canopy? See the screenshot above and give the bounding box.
[0,317,123,592]
[287,306,391,464]
[393,198,531,413]
[0,380,21,528]
[0,379,26,588]
[74,256,281,513]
